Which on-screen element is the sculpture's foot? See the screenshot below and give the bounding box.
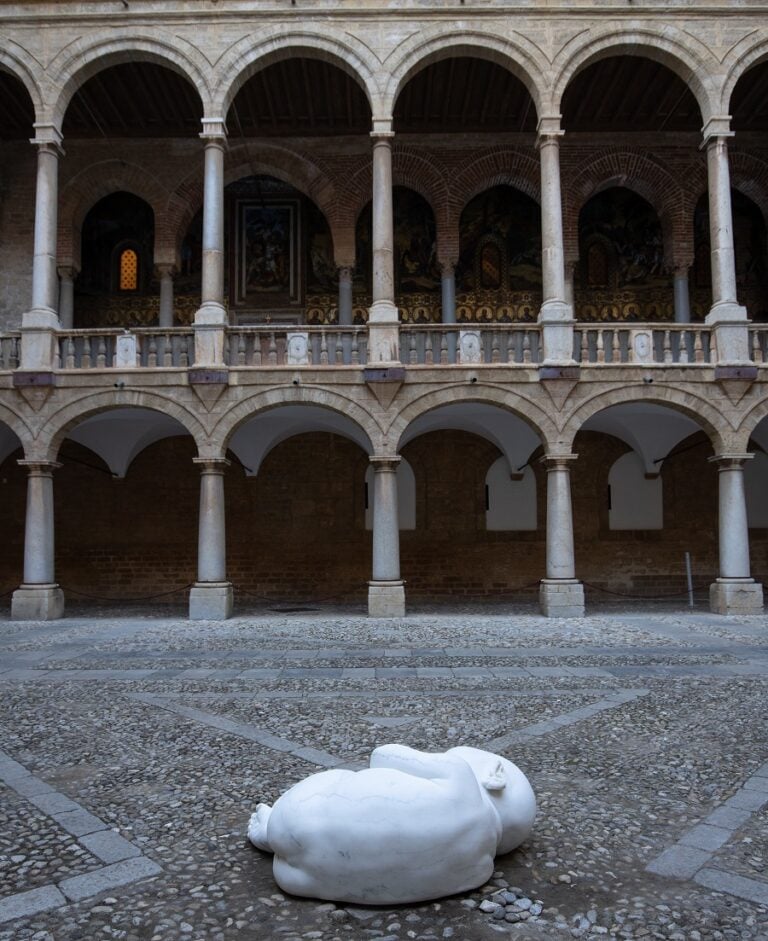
[247,803,273,851]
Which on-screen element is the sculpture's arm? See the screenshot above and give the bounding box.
[369,744,468,781]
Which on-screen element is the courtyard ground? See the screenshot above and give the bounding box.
[0,603,767,940]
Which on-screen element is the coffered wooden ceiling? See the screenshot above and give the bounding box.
[0,55,766,140]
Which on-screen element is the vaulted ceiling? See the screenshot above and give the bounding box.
[0,54,766,140]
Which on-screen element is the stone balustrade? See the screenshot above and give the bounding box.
[0,333,20,370]
[574,325,714,366]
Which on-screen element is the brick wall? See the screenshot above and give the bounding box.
[1,428,764,609]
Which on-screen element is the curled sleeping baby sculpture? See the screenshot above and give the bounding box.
[247,744,536,905]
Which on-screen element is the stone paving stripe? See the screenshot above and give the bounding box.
[58,857,163,903]
[129,694,342,768]
[4,775,55,798]
[705,805,754,829]
[486,690,648,752]
[52,808,108,837]
[0,885,67,925]
[646,845,712,879]
[678,824,733,852]
[694,868,768,905]
[28,792,82,815]
[79,830,142,864]
[724,789,768,811]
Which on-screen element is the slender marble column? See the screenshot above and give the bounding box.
[21,127,64,369]
[337,266,353,325]
[537,119,574,365]
[11,461,65,620]
[368,456,405,617]
[194,118,228,366]
[368,130,399,364]
[441,262,457,363]
[539,454,584,617]
[157,264,175,328]
[673,266,691,323]
[57,266,76,329]
[706,136,738,309]
[189,458,233,619]
[708,454,763,614]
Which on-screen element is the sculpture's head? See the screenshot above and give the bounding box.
[448,746,537,856]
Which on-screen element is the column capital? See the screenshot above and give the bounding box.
[536,114,564,143]
[17,460,61,474]
[370,116,394,137]
[337,264,353,280]
[370,454,401,471]
[155,262,177,279]
[193,457,230,473]
[200,117,228,142]
[539,453,578,470]
[439,260,456,277]
[708,453,754,469]
[30,123,64,155]
[56,264,78,279]
[701,116,734,145]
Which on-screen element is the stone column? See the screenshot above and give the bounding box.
[709,454,763,614]
[440,262,457,363]
[189,458,233,619]
[11,461,65,620]
[57,265,76,330]
[194,118,228,367]
[368,127,399,364]
[539,453,584,617]
[337,266,353,326]
[673,266,691,323]
[537,117,575,366]
[157,264,175,328]
[21,127,64,370]
[702,121,750,363]
[368,456,405,617]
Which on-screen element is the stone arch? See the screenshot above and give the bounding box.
[0,404,34,456]
[0,45,45,120]
[390,385,557,454]
[560,386,728,455]
[733,398,768,453]
[47,33,209,130]
[454,149,541,213]
[551,27,717,126]
[213,29,378,118]
[36,391,208,463]
[212,386,383,458]
[58,161,171,269]
[563,152,687,267]
[729,152,768,231]
[721,33,768,117]
[383,28,547,121]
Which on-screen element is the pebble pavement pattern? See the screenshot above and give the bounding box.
[0,603,767,940]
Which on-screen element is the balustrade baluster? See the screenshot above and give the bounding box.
[425,331,434,365]
[319,331,328,365]
[268,332,278,365]
[351,330,360,365]
[662,330,672,364]
[147,335,157,368]
[506,330,515,364]
[408,332,417,365]
[11,337,19,369]
[180,335,189,367]
[523,333,531,364]
[751,331,763,364]
[440,332,448,364]
[251,334,262,366]
[678,330,689,364]
[162,334,172,367]
[491,331,500,363]
[97,336,107,368]
[82,337,92,369]
[236,332,246,366]
[335,331,344,364]
[610,330,620,363]
[693,331,704,364]
[596,330,605,364]
[65,336,75,369]
[579,329,589,364]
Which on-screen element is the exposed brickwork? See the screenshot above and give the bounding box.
[2,428,764,607]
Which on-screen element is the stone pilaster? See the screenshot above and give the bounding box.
[709,454,763,614]
[368,456,405,617]
[12,461,65,620]
[189,457,233,619]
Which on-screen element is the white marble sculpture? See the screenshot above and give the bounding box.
[247,744,536,905]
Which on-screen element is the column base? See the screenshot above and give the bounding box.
[709,578,764,615]
[539,579,584,618]
[11,584,65,620]
[368,580,405,618]
[189,582,233,620]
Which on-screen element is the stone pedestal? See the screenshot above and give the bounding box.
[368,580,406,618]
[189,582,233,620]
[709,578,763,615]
[11,584,65,621]
[539,579,584,618]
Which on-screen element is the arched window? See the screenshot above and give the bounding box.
[119,248,139,291]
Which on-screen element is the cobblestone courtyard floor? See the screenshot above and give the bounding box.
[1,605,767,940]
